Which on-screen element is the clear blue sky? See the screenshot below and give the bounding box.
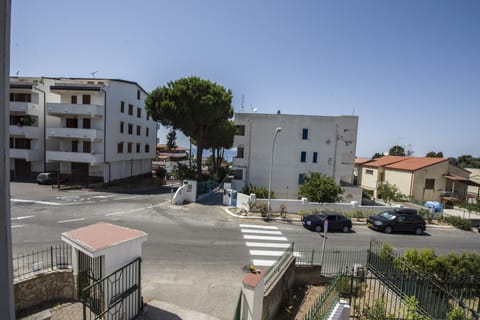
[10,0,480,158]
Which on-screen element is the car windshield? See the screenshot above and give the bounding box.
[316,213,328,218]
[379,211,396,220]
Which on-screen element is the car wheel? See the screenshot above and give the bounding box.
[415,227,423,235]
[314,225,322,233]
[342,225,350,233]
[384,226,393,234]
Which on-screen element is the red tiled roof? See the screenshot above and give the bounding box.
[354,157,371,165]
[385,157,448,171]
[62,222,147,253]
[363,156,407,168]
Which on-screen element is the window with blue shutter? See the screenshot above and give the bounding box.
[300,151,306,162]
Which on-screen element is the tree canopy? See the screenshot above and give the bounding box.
[298,172,343,203]
[378,182,404,203]
[389,145,406,156]
[145,77,233,179]
[426,151,443,158]
[166,128,177,150]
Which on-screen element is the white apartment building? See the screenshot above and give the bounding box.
[230,113,359,199]
[8,77,157,184]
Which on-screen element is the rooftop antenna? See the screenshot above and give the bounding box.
[15,70,19,76]
[241,94,245,111]
[90,71,99,78]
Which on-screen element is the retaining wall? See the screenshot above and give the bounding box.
[15,270,76,314]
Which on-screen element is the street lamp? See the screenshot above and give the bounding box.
[267,127,282,213]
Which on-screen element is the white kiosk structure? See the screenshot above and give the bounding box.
[62,222,147,319]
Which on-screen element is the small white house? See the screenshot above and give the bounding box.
[230,112,359,199]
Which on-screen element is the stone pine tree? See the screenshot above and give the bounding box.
[145,77,233,180]
[166,128,177,150]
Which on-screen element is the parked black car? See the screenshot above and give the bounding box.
[36,172,68,185]
[302,211,352,233]
[367,208,426,235]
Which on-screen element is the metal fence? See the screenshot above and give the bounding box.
[294,247,368,275]
[302,273,341,320]
[81,257,142,320]
[264,243,294,292]
[12,245,72,281]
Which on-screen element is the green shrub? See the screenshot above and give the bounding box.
[438,215,472,231]
[418,208,433,223]
[242,184,275,199]
[279,203,287,218]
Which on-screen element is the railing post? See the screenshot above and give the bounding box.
[50,246,54,270]
[310,249,314,265]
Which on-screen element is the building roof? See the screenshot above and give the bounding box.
[385,157,448,171]
[362,156,408,168]
[444,173,480,187]
[354,157,371,165]
[62,222,147,253]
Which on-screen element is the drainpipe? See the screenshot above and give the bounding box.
[102,87,107,182]
[33,83,47,172]
[332,123,338,180]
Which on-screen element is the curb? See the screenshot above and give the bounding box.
[223,208,454,229]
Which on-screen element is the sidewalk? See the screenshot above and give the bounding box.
[19,299,222,320]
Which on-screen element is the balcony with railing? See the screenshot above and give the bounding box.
[46,128,103,140]
[10,148,43,161]
[46,151,104,164]
[9,125,41,139]
[9,101,38,114]
[46,103,104,117]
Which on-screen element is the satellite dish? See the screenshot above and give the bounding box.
[252,107,258,113]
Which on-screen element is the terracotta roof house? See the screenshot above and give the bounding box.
[356,156,480,203]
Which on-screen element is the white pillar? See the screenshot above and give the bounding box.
[0,0,15,318]
[240,271,265,320]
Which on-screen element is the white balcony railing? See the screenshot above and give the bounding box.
[9,101,38,114]
[46,128,103,140]
[9,148,43,161]
[9,125,42,139]
[46,103,104,117]
[46,151,104,164]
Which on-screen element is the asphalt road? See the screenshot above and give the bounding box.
[9,182,480,319]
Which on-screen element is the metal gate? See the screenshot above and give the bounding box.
[78,252,104,300]
[81,257,142,320]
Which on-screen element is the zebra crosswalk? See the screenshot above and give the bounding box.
[240,224,291,267]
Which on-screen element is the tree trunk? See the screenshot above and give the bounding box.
[196,127,206,180]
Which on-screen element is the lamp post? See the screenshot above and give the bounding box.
[267,127,282,213]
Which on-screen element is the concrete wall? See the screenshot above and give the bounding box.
[411,161,449,202]
[262,257,296,320]
[14,270,76,314]
[384,169,413,197]
[231,113,358,199]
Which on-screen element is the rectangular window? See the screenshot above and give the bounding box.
[298,173,305,185]
[235,125,245,136]
[127,143,133,153]
[120,101,125,113]
[66,118,78,128]
[117,143,123,153]
[237,147,244,158]
[137,108,141,118]
[83,141,91,153]
[15,138,31,149]
[72,141,79,152]
[300,151,306,162]
[136,125,141,136]
[136,143,141,153]
[71,96,77,104]
[10,93,31,102]
[145,144,150,153]
[146,127,149,137]
[82,94,91,104]
[365,169,374,175]
[302,128,308,140]
[128,104,133,115]
[9,137,14,148]
[137,90,141,100]
[313,152,318,163]
[128,124,133,135]
[82,118,91,129]
[120,121,124,133]
[425,179,435,190]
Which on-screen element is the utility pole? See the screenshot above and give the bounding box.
[0,0,15,318]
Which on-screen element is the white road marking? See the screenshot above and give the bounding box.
[241,229,282,235]
[243,234,288,241]
[90,195,113,199]
[11,215,34,220]
[105,200,170,216]
[11,199,80,206]
[250,250,285,257]
[239,224,278,230]
[58,218,86,224]
[12,225,24,228]
[246,242,291,248]
[114,195,142,200]
[252,259,276,267]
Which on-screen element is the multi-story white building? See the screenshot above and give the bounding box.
[8,77,157,184]
[230,112,359,199]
